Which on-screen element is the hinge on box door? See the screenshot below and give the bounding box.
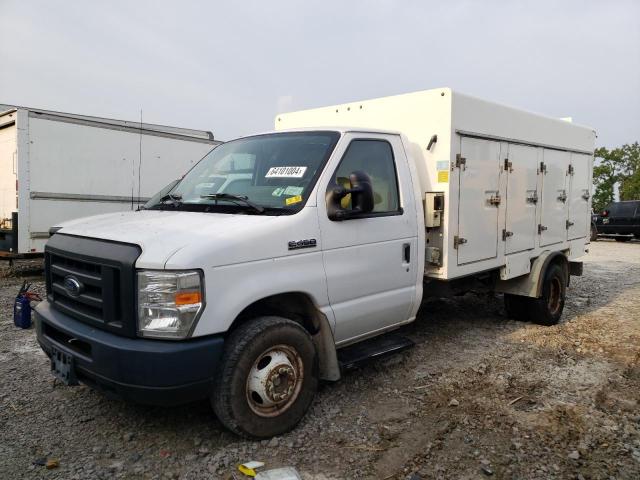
[567,164,574,175]
[455,154,466,170]
[526,191,538,204]
[503,158,513,172]
[487,193,502,206]
[502,229,513,241]
[453,235,467,249]
[557,190,567,203]
[539,161,547,174]
[538,224,548,234]
[566,220,574,229]
[582,190,590,200]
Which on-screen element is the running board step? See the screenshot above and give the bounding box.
[338,334,414,371]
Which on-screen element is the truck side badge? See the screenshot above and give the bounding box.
[288,239,317,250]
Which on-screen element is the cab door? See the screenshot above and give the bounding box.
[316,133,418,345]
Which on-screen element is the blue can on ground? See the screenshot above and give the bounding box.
[14,294,32,328]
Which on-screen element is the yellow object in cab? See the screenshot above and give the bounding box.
[285,195,303,206]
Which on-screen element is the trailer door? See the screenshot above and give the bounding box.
[566,153,593,240]
[504,144,539,254]
[0,122,17,227]
[457,137,501,265]
[539,149,570,246]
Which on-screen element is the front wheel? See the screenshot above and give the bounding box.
[528,263,566,326]
[211,316,318,438]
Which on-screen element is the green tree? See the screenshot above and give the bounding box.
[593,147,621,212]
[592,142,640,212]
[618,142,640,201]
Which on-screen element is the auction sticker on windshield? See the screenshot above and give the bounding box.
[285,195,303,205]
[266,166,307,178]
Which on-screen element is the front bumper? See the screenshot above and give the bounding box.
[35,300,224,406]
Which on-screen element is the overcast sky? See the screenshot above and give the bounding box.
[1,0,638,148]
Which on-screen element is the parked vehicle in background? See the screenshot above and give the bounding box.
[35,88,595,438]
[0,105,219,258]
[594,200,640,241]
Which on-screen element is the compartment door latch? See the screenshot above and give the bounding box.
[453,235,467,249]
[487,192,502,206]
[557,190,568,203]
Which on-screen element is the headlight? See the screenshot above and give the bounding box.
[137,270,204,339]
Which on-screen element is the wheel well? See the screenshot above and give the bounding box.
[228,292,341,382]
[494,250,569,298]
[542,251,569,291]
[230,292,321,336]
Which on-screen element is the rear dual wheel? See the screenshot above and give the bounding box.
[211,316,318,438]
[504,263,566,326]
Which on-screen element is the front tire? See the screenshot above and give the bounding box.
[211,316,318,438]
[528,263,566,326]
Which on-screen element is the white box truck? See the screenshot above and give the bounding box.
[0,106,219,257]
[34,88,595,438]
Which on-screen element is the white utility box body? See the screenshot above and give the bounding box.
[275,88,595,281]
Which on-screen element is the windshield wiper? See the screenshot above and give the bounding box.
[200,193,265,213]
[160,193,182,204]
[145,193,182,210]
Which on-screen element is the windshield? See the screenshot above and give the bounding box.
[146,131,340,214]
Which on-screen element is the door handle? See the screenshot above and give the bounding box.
[403,243,411,263]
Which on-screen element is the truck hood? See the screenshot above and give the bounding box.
[54,210,312,269]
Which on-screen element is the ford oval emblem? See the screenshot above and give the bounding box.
[63,275,83,297]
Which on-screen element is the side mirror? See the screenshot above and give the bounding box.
[326,171,374,221]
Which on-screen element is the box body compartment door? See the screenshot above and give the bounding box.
[504,144,539,254]
[567,153,593,240]
[539,149,570,246]
[456,137,501,265]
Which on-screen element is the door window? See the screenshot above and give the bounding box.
[332,140,401,214]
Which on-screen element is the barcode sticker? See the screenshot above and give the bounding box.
[266,166,307,178]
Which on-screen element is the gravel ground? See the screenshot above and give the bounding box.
[1,240,639,479]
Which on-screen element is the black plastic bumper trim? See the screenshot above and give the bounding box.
[35,300,224,406]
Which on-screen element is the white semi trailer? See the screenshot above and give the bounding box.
[35,88,594,438]
[0,106,219,257]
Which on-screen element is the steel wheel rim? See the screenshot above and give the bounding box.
[547,277,562,316]
[245,344,304,418]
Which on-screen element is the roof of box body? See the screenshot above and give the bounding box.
[276,87,596,154]
[0,103,216,143]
